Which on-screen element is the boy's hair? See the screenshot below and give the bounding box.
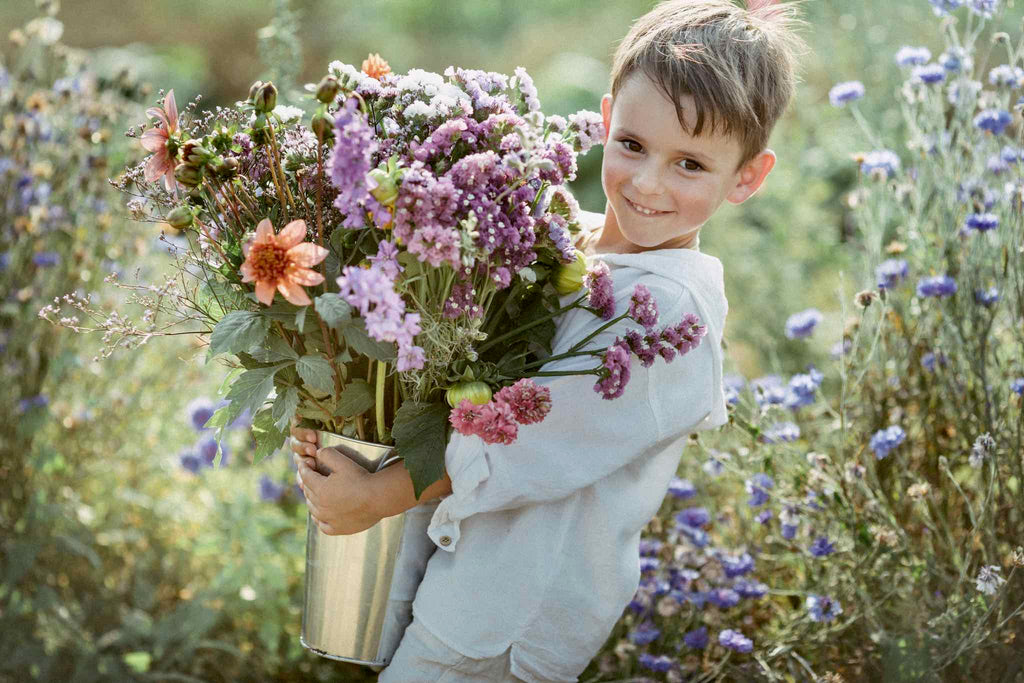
[610,0,807,167]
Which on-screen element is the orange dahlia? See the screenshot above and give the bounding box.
[240,219,329,307]
[141,90,179,192]
[361,53,391,80]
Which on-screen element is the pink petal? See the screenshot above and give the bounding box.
[286,242,328,268]
[146,107,169,129]
[165,90,178,132]
[144,153,167,183]
[140,128,167,152]
[239,260,255,282]
[278,219,307,249]
[278,279,312,306]
[286,266,325,287]
[255,280,277,306]
[255,218,274,242]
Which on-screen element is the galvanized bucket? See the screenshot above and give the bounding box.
[299,432,424,670]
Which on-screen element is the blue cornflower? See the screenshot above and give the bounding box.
[734,579,769,599]
[859,150,901,179]
[975,287,1000,306]
[930,0,965,14]
[718,629,754,653]
[667,477,697,500]
[186,397,216,431]
[806,594,843,622]
[870,425,906,459]
[678,525,710,548]
[921,351,943,372]
[974,109,1013,135]
[957,180,997,210]
[1010,378,1024,395]
[965,213,1000,232]
[629,620,661,646]
[780,507,800,539]
[745,474,774,507]
[32,251,60,267]
[723,373,746,405]
[639,538,663,556]
[676,506,711,528]
[784,373,819,410]
[916,275,957,298]
[987,155,1010,176]
[179,450,203,474]
[638,653,675,673]
[752,374,786,406]
[829,81,865,107]
[1001,146,1021,163]
[16,394,49,413]
[681,590,709,608]
[720,552,756,578]
[669,567,699,589]
[785,308,822,339]
[895,46,931,67]
[939,47,971,72]
[196,435,229,467]
[706,588,741,608]
[809,536,836,558]
[761,421,801,444]
[703,453,727,477]
[259,475,287,502]
[911,64,946,84]
[989,65,1024,88]
[969,0,999,17]
[782,523,799,540]
[755,508,773,524]
[639,557,660,573]
[683,626,709,649]
[831,339,852,359]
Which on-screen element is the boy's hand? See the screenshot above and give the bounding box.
[294,447,383,536]
[290,421,323,472]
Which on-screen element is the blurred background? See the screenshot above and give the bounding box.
[1,1,1021,681]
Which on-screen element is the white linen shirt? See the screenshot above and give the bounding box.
[413,248,729,682]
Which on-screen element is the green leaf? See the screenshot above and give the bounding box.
[208,311,270,357]
[296,354,336,395]
[295,306,308,333]
[314,294,353,330]
[392,401,449,499]
[204,404,233,430]
[342,318,397,361]
[263,300,302,330]
[122,652,152,674]
[252,409,288,463]
[272,386,300,432]
[198,279,248,318]
[249,334,299,362]
[225,366,280,423]
[336,379,375,417]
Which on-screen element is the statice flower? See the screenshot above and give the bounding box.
[583,261,615,320]
[260,475,287,502]
[859,150,901,179]
[785,308,822,339]
[566,110,605,153]
[329,98,389,228]
[683,626,709,649]
[718,629,753,653]
[870,424,906,459]
[494,378,552,425]
[594,341,631,399]
[474,400,519,445]
[809,536,836,558]
[336,264,425,371]
[911,64,946,85]
[1011,378,1024,396]
[974,287,1000,307]
[829,81,865,107]
[976,565,1006,594]
[969,432,996,468]
[806,594,843,622]
[720,552,755,578]
[628,283,659,331]
[895,46,931,66]
[746,473,774,507]
[629,620,661,646]
[916,275,957,298]
[406,224,461,268]
[667,477,697,499]
[974,109,1013,135]
[761,421,800,443]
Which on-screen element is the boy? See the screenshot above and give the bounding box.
[293,1,803,679]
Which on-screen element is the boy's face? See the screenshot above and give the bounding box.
[600,73,775,252]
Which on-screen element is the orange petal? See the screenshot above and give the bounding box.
[286,242,329,268]
[278,219,307,249]
[255,218,274,242]
[278,279,312,306]
[140,128,167,152]
[255,279,277,306]
[165,90,178,132]
[286,266,325,287]
[239,260,255,282]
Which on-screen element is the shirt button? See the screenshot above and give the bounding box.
[439,535,452,547]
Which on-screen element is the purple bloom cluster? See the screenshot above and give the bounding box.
[807,594,843,622]
[628,284,659,331]
[809,536,836,558]
[974,109,1013,135]
[336,265,425,371]
[829,81,865,107]
[963,213,999,233]
[720,552,756,578]
[637,653,675,672]
[594,341,631,399]
[566,110,605,154]
[719,629,754,653]
[329,98,390,228]
[746,474,775,507]
[916,275,957,298]
[784,308,822,339]
[683,626,709,649]
[911,64,946,85]
[975,287,1000,307]
[784,369,823,410]
[870,424,906,459]
[990,65,1024,88]
[584,261,615,320]
[667,477,697,500]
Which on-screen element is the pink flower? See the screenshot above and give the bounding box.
[140,90,180,192]
[449,399,488,436]
[495,379,551,425]
[475,401,519,445]
[594,341,632,399]
[585,261,615,320]
[240,218,328,306]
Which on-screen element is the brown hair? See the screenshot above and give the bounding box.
[610,0,807,167]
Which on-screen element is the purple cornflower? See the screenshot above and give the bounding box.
[745,473,774,507]
[939,47,970,72]
[1002,146,1022,163]
[859,150,901,179]
[809,536,836,558]
[990,65,1024,88]
[594,341,631,399]
[987,155,1010,176]
[916,275,957,298]
[329,98,389,228]
[675,506,710,528]
[186,397,216,431]
[707,588,741,608]
[870,425,906,459]
[584,261,615,320]
[639,538,663,556]
[197,435,229,466]
[964,213,999,232]
[784,372,819,410]
[911,64,946,85]
[678,525,709,548]
[806,594,843,622]
[179,451,202,474]
[628,284,659,331]
[735,579,769,598]
[1010,378,1024,395]
[969,0,999,18]
[781,522,799,540]
[974,109,1013,135]
[895,46,931,67]
[829,81,865,107]
[755,508,773,524]
[718,629,754,653]
[260,474,287,502]
[628,620,661,646]
[32,251,60,267]
[752,375,786,407]
[667,477,697,499]
[720,552,755,578]
[975,287,1000,307]
[639,557,660,573]
[785,308,822,339]
[929,0,965,14]
[761,421,801,443]
[683,626,709,649]
[831,338,852,359]
[638,654,675,673]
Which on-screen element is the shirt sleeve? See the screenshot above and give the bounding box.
[427,278,718,551]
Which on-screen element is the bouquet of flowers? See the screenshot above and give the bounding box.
[42,55,708,496]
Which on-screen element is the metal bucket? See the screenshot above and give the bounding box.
[299,432,406,670]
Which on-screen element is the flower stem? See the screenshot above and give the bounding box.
[477,293,588,355]
[521,349,599,370]
[375,360,388,444]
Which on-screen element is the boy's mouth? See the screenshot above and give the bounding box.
[624,197,671,217]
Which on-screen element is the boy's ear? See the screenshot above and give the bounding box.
[600,94,613,143]
[726,149,776,205]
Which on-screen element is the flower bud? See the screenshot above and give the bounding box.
[445,381,492,408]
[180,138,212,167]
[553,249,587,295]
[209,156,238,179]
[311,110,334,142]
[165,205,194,230]
[174,162,203,187]
[316,75,340,104]
[367,167,399,207]
[248,80,264,103]
[250,81,277,114]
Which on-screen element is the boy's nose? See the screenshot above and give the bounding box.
[632,164,664,195]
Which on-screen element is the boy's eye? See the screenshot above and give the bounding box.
[621,139,643,153]
[679,159,703,172]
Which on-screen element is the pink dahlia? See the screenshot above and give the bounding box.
[240,219,328,306]
[140,90,180,192]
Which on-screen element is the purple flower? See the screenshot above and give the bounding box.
[761,421,800,443]
[975,287,1000,306]
[628,620,661,646]
[875,259,909,289]
[16,394,49,413]
[806,594,843,622]
[755,509,773,524]
[735,579,769,598]
[809,536,836,558]
[683,626,709,649]
[260,474,287,502]
[639,538,663,556]
[1010,378,1024,395]
[667,477,697,499]
[781,523,798,540]
[720,552,755,578]
[911,64,946,84]
[329,98,389,228]
[638,653,675,673]
[186,397,216,431]
[870,425,906,459]
[594,341,631,399]
[974,109,1013,135]
[916,275,957,298]
[639,556,660,573]
[895,46,932,67]
[785,308,822,339]
[829,81,865,107]
[969,0,999,17]
[32,251,59,267]
[718,629,753,653]
[369,240,403,280]
[179,451,202,474]
[628,283,659,331]
[930,0,965,15]
[584,261,615,320]
[336,264,425,370]
[678,525,710,548]
[831,339,852,359]
[859,150,901,178]
[964,213,999,232]
[566,110,605,153]
[675,506,711,528]
[196,435,229,467]
[752,375,786,407]
[784,372,819,410]
[986,155,1010,175]
[745,473,774,507]
[707,588,742,608]
[939,47,970,72]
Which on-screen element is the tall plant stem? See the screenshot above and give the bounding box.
[477,293,588,355]
[375,360,388,444]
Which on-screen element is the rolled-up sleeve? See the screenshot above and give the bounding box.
[427,280,717,551]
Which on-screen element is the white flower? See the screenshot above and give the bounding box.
[272,104,304,123]
[403,100,435,120]
[397,68,445,96]
[975,565,1006,595]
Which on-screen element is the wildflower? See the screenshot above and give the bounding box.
[734,579,769,598]
[638,653,675,673]
[703,452,728,477]
[329,98,389,228]
[16,394,49,413]
[975,287,1000,307]
[667,477,697,500]
[718,629,753,653]
[987,155,1010,176]
[31,251,59,267]
[594,341,631,400]
[584,261,615,320]
[628,284,659,331]
[1002,146,1022,163]
[1011,378,1024,395]
[829,81,865,107]
[785,372,819,410]
[179,450,202,474]
[751,374,785,406]
[628,620,661,646]
[745,474,774,507]
[975,565,1006,595]
[683,626,709,649]
[494,379,552,425]
[859,150,901,179]
[830,339,852,359]
[968,0,999,17]
[939,47,971,72]
[895,46,931,67]
[916,275,957,298]
[906,482,930,499]
[809,536,836,558]
[141,90,180,192]
[761,421,800,444]
[755,509,773,524]
[854,289,878,309]
[639,539,663,556]
[969,433,996,468]
[707,588,741,608]
[974,109,1013,135]
[260,475,287,502]
[240,219,328,306]
[989,64,1024,88]
[806,594,843,623]
[948,79,983,108]
[720,552,755,578]
[785,308,822,339]
[186,397,216,431]
[361,53,391,80]
[964,213,999,232]
[929,0,965,14]
[911,64,946,85]
[675,506,711,528]
[870,425,906,459]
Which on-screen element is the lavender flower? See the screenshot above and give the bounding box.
[859,150,901,179]
[829,81,865,107]
[895,46,932,67]
[718,629,753,653]
[806,594,843,622]
[870,425,906,459]
[329,98,389,228]
[976,565,1006,594]
[745,474,774,507]
[809,536,836,558]
[761,421,801,443]
[974,109,1013,135]
[667,477,697,500]
[584,261,615,320]
[785,308,822,339]
[683,626,709,649]
[916,275,957,298]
